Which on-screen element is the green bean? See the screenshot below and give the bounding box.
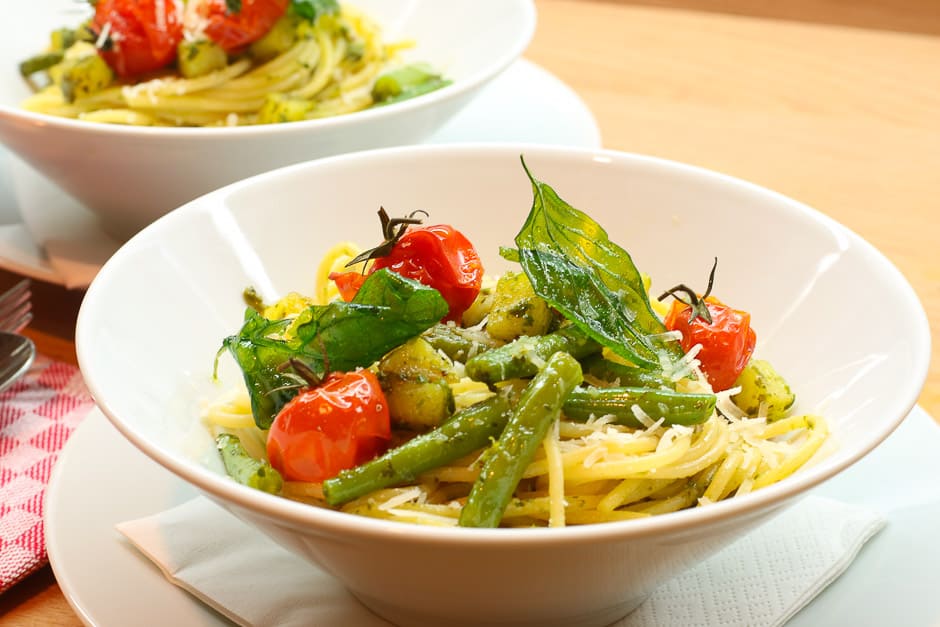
[580,353,675,390]
[371,64,451,105]
[422,323,500,362]
[50,27,77,52]
[19,52,64,77]
[322,396,512,506]
[216,433,283,494]
[464,325,600,384]
[459,352,583,528]
[563,386,715,427]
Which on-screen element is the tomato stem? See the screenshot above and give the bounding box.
[657,257,719,324]
[346,207,428,267]
[287,357,322,387]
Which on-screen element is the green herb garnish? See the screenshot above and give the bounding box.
[219,269,448,429]
[290,0,339,22]
[514,157,683,370]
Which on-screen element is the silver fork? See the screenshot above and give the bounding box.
[0,279,33,333]
[0,280,36,393]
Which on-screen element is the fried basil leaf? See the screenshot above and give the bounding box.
[514,158,683,370]
[221,269,448,428]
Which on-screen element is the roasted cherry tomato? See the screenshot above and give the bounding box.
[266,370,391,483]
[199,0,290,52]
[664,296,757,392]
[329,270,367,303]
[330,224,483,322]
[92,0,184,78]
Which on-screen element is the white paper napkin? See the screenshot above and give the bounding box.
[621,496,884,627]
[116,495,884,627]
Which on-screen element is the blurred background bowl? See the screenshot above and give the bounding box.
[0,0,535,241]
[76,144,930,627]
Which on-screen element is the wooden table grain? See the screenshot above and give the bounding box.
[1,0,938,623]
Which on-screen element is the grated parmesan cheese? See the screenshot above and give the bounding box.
[666,342,703,382]
[182,0,210,41]
[384,509,458,526]
[95,22,112,50]
[376,486,424,511]
[649,329,683,343]
[630,405,656,429]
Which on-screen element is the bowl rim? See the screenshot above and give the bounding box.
[0,0,536,139]
[77,142,932,546]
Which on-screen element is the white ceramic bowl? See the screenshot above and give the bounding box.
[76,144,931,627]
[0,0,535,241]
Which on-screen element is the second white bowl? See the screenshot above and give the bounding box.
[0,0,536,240]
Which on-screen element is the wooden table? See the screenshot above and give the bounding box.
[2,0,938,623]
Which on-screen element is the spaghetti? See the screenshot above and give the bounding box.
[205,364,829,527]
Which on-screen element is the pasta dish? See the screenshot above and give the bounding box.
[205,159,829,528]
[19,0,449,126]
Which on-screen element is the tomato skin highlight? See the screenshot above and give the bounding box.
[331,225,483,322]
[200,0,290,52]
[266,370,391,483]
[664,297,756,392]
[93,0,184,77]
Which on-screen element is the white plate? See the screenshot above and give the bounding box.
[0,59,600,288]
[46,405,940,626]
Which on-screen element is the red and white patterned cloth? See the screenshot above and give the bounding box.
[0,354,94,593]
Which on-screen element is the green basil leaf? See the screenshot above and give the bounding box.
[289,0,339,22]
[225,0,242,14]
[514,158,683,370]
[221,269,448,429]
